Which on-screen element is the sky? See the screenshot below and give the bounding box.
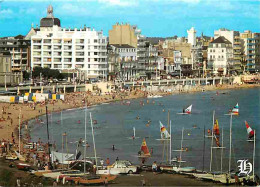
[0,0,259,38]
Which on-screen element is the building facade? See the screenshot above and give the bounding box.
[31,5,108,79]
[0,51,23,86]
[0,36,31,72]
[208,36,233,75]
[240,31,260,73]
[214,28,241,73]
[108,44,137,81]
[109,23,138,48]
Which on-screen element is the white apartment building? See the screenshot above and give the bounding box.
[208,36,233,75]
[31,5,107,79]
[173,50,182,71]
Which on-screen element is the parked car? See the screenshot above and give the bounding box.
[96,160,139,175]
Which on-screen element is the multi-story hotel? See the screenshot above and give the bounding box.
[208,36,233,75]
[31,5,108,79]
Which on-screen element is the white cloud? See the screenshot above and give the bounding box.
[0,8,14,19]
[98,0,138,6]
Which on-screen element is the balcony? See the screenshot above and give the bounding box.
[76,46,84,50]
[53,39,62,44]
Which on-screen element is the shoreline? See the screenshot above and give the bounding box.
[0,83,259,146]
[0,83,258,186]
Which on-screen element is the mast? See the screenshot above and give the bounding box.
[220,127,224,173]
[228,114,232,175]
[179,127,184,168]
[84,105,87,174]
[90,112,98,170]
[61,110,63,169]
[202,125,205,172]
[18,108,21,154]
[210,110,215,172]
[169,120,172,165]
[167,110,170,163]
[253,130,255,182]
[46,106,51,163]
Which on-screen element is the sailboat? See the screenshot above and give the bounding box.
[138,138,151,158]
[127,127,139,140]
[156,121,171,141]
[211,119,225,149]
[245,121,255,142]
[177,105,192,115]
[170,128,195,172]
[225,103,239,116]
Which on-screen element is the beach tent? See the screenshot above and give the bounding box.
[51,151,75,164]
[60,95,65,100]
[52,94,56,100]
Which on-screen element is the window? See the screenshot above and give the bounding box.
[94,52,98,55]
[94,39,97,43]
[222,49,224,52]
[88,64,90,68]
[210,49,212,52]
[213,50,215,52]
[88,52,90,56]
[88,46,90,50]
[88,58,90,62]
[102,39,105,43]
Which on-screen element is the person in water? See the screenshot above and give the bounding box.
[112,145,115,151]
[183,108,185,113]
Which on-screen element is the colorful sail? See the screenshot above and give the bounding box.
[159,121,170,139]
[213,119,220,136]
[185,105,192,114]
[213,119,221,147]
[231,103,239,115]
[140,138,151,157]
[245,121,254,139]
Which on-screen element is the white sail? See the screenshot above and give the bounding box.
[160,121,170,139]
[185,105,192,114]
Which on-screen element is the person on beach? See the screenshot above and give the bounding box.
[112,144,115,151]
[152,161,157,173]
[106,158,110,166]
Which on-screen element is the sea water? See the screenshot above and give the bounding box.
[29,87,260,175]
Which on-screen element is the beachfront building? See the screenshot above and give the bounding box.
[31,5,108,79]
[214,28,242,73]
[0,36,31,72]
[240,30,260,73]
[173,50,182,73]
[207,36,233,76]
[108,44,137,81]
[0,51,23,86]
[109,23,160,80]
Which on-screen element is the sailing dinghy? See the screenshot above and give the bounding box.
[225,103,239,116]
[156,121,171,141]
[177,105,192,115]
[245,121,255,142]
[138,138,151,158]
[127,127,139,140]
